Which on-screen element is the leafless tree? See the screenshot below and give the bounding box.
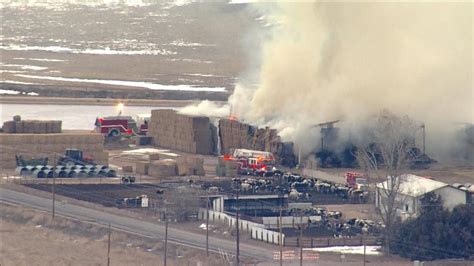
[165,186,201,222]
[355,109,419,253]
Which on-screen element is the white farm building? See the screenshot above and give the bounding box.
[375,174,471,220]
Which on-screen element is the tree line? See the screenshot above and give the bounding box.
[390,192,474,260]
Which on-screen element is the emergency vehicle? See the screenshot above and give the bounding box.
[95,115,148,137]
[224,149,276,175]
[345,172,368,190]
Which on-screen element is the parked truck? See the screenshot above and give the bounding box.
[95,115,149,137]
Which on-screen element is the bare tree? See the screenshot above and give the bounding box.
[355,109,419,253]
[166,186,201,221]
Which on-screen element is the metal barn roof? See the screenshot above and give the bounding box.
[376,174,448,197]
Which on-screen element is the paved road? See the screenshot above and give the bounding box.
[0,187,275,261]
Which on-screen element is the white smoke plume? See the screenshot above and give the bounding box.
[178,100,230,118]
[230,1,473,160]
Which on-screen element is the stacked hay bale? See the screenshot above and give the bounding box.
[218,119,297,167]
[0,133,106,169]
[135,161,150,175]
[2,116,62,134]
[216,156,238,177]
[134,152,205,177]
[148,160,177,178]
[148,110,214,155]
[219,119,281,155]
[218,119,252,155]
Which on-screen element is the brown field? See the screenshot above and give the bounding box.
[0,203,224,266]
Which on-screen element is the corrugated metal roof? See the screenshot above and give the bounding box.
[376,174,448,197]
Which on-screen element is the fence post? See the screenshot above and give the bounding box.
[327,238,330,246]
[311,238,314,248]
[297,237,300,247]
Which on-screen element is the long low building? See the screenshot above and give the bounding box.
[212,194,288,216]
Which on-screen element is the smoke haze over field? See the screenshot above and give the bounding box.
[227,1,473,159]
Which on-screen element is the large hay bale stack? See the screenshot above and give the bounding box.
[15,121,24,133]
[0,133,106,169]
[2,121,16,133]
[148,160,177,178]
[4,119,62,134]
[135,161,150,175]
[148,110,215,155]
[148,153,161,161]
[122,165,133,172]
[218,118,294,166]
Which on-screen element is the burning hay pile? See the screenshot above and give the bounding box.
[148,109,296,166]
[219,118,297,167]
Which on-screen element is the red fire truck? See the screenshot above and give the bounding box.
[224,149,276,174]
[345,172,368,190]
[95,115,148,137]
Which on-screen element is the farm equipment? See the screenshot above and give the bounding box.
[121,176,136,184]
[15,155,48,167]
[116,195,149,208]
[58,149,94,167]
[15,149,116,178]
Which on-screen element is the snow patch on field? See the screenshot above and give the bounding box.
[122,148,170,155]
[2,80,39,86]
[0,89,21,95]
[1,44,176,56]
[14,57,67,62]
[168,40,214,47]
[308,245,383,256]
[0,88,39,94]
[15,74,227,92]
[0,70,27,74]
[1,64,48,71]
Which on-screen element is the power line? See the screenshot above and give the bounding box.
[8,145,471,259]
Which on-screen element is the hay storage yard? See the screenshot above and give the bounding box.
[0,130,108,169]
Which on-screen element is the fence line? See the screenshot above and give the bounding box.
[198,208,284,245]
[284,236,380,248]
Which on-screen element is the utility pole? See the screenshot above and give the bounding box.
[321,134,324,153]
[52,169,56,219]
[299,223,303,266]
[206,193,210,257]
[422,124,426,154]
[164,210,168,266]
[363,242,366,266]
[298,146,301,167]
[235,189,240,266]
[279,207,283,266]
[107,222,111,266]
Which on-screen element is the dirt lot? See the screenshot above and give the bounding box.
[0,203,225,266]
